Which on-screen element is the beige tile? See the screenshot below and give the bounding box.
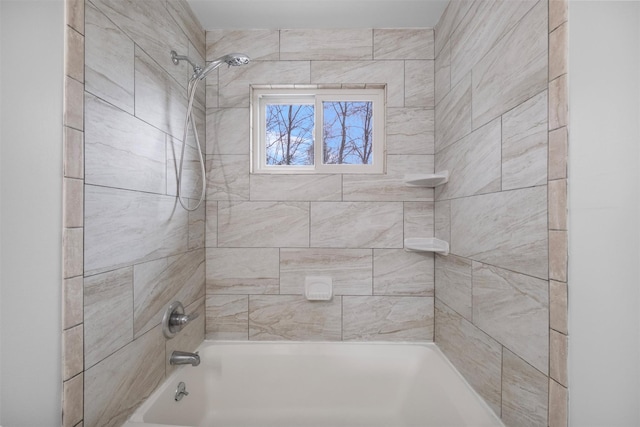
[64,76,84,131]
[473,262,549,374]
[250,174,342,201]
[405,60,435,108]
[549,230,568,282]
[310,202,404,248]
[133,250,205,337]
[451,187,548,279]
[374,29,434,60]
[206,74,219,108]
[166,0,205,57]
[63,276,84,329]
[502,90,548,191]
[502,349,549,427]
[435,300,502,414]
[218,201,309,247]
[386,108,434,155]
[63,228,83,278]
[549,0,568,32]
[549,23,568,81]
[311,60,404,107]
[166,136,204,200]
[549,179,567,230]
[64,178,84,228]
[64,126,84,179]
[66,0,84,34]
[281,29,372,60]
[206,248,279,294]
[435,117,501,200]
[84,267,134,368]
[549,74,568,131]
[84,326,165,427]
[206,108,250,155]
[549,379,568,427]
[550,280,568,335]
[404,201,434,238]
[66,26,84,82]
[63,324,84,380]
[374,249,434,296]
[550,329,568,387]
[205,155,250,201]
[206,294,249,340]
[166,297,205,375]
[189,203,205,249]
[249,295,342,341]
[472,0,548,129]
[435,73,472,152]
[281,248,372,296]
[207,29,279,61]
[63,373,83,427]
[434,200,450,242]
[343,296,433,341]
[85,2,135,113]
[548,127,568,180]
[205,201,218,247]
[435,254,472,321]
[434,0,474,57]
[435,39,451,106]
[85,93,167,194]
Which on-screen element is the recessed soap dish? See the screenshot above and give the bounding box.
[305,276,333,301]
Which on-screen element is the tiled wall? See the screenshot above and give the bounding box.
[61,1,207,426]
[433,1,569,426]
[204,29,437,341]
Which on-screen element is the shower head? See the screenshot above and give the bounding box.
[196,53,250,80]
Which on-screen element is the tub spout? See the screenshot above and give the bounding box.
[170,350,200,366]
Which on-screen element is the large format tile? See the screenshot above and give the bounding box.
[374,29,434,60]
[502,349,548,427]
[435,255,472,321]
[205,201,218,247]
[206,295,249,340]
[205,155,249,200]
[64,126,84,179]
[218,201,309,247]
[310,202,403,248]
[207,29,279,61]
[450,186,548,279]
[405,60,435,108]
[550,280,568,335]
[63,325,84,381]
[250,174,342,201]
[206,108,250,155]
[404,201,434,238]
[435,74,472,152]
[473,262,549,374]
[434,200,450,242]
[281,29,372,60]
[167,136,204,200]
[471,0,548,128]
[65,26,84,83]
[63,276,83,329]
[434,40,451,106]
[373,249,434,296]
[63,373,83,427]
[386,108,434,155]
[434,0,474,57]
[206,248,279,294]
[249,296,342,341]
[188,202,206,249]
[166,0,205,57]
[343,296,433,341]
[280,248,372,296]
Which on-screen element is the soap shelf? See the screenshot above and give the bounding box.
[404,171,449,187]
[404,238,449,256]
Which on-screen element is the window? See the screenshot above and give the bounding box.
[251,86,385,174]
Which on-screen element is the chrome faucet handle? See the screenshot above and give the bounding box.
[163,301,199,339]
[170,311,199,327]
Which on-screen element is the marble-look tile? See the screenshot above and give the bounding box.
[84,185,189,275]
[63,373,83,427]
[63,228,83,278]
[434,300,502,414]
[66,0,84,34]
[188,203,205,249]
[343,296,433,341]
[206,248,279,294]
[206,108,250,155]
[85,94,166,194]
[85,2,134,113]
[66,26,84,82]
[472,0,548,129]
[250,174,342,201]
[207,29,279,61]
[166,0,205,57]
[63,276,84,329]
[64,76,84,131]
[405,60,435,108]
[63,324,83,381]
[434,200,450,242]
[550,280,568,335]
[249,295,342,341]
[435,255,472,321]
[549,230,568,282]
[435,73,472,152]
[64,178,84,228]
[502,349,549,427]
[166,136,203,199]
[435,40,451,106]
[205,155,250,201]
[281,29,372,60]
[220,61,311,107]
[435,117,501,200]
[133,249,205,337]
[404,201,434,238]
[549,0,568,32]
[386,108,434,155]
[450,186,548,279]
[450,0,537,86]
[166,298,205,375]
[548,127,568,180]
[206,294,249,340]
[473,262,549,374]
[218,201,309,247]
[206,73,219,108]
[549,74,568,131]
[502,90,548,191]
[310,202,403,248]
[64,126,84,179]
[373,249,433,296]
[134,46,187,139]
[84,267,133,369]
[374,29,434,60]
[84,326,165,427]
[311,61,404,107]
[549,23,568,81]
[280,248,372,296]
[550,329,568,387]
[549,379,568,427]
[549,179,567,230]
[434,0,474,57]
[205,201,218,247]
[343,155,434,202]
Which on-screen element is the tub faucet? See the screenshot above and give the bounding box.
[170,350,200,366]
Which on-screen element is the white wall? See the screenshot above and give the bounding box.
[568,1,640,426]
[0,1,63,425]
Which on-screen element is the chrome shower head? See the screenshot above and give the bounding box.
[196,53,251,80]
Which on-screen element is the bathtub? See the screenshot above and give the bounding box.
[123,341,503,427]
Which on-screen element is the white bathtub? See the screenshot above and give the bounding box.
[123,341,503,427]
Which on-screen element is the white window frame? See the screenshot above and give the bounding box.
[251,85,386,174]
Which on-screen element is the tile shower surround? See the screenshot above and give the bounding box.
[59,1,570,427]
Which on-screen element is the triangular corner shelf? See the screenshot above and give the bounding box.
[404,237,449,256]
[404,171,449,187]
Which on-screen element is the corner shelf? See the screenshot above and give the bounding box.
[404,170,449,187]
[404,238,449,256]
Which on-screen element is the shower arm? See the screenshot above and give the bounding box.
[170,50,202,76]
